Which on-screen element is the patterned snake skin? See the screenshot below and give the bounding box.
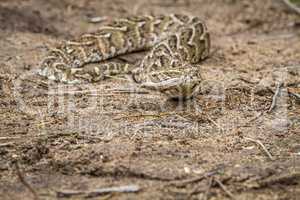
[38,14,210,99]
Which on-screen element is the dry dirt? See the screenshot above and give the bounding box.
[0,0,300,199]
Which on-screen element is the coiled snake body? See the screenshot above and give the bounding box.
[38,14,210,99]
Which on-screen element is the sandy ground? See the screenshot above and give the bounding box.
[0,0,300,199]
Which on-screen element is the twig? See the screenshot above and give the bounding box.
[25,79,49,89]
[47,92,131,97]
[106,88,150,94]
[282,0,300,15]
[56,190,84,198]
[214,178,236,200]
[167,165,224,187]
[0,142,14,148]
[47,88,150,96]
[204,177,213,200]
[206,115,223,132]
[258,172,300,187]
[85,185,140,198]
[47,89,102,95]
[142,121,189,129]
[56,185,140,198]
[268,82,283,113]
[14,159,39,200]
[114,112,171,120]
[188,176,213,199]
[244,137,275,161]
[0,136,21,140]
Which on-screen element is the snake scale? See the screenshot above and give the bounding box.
[38,14,210,99]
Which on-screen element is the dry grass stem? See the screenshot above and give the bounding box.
[282,0,300,15]
[244,137,275,161]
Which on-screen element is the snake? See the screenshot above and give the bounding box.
[38,14,210,99]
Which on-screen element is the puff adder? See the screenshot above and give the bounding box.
[38,14,210,99]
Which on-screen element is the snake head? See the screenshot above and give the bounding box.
[140,67,202,100]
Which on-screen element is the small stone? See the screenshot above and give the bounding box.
[88,16,107,23]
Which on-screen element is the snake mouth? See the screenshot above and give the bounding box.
[141,77,182,88]
[140,75,201,99]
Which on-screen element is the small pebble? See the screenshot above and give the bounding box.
[88,16,107,23]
